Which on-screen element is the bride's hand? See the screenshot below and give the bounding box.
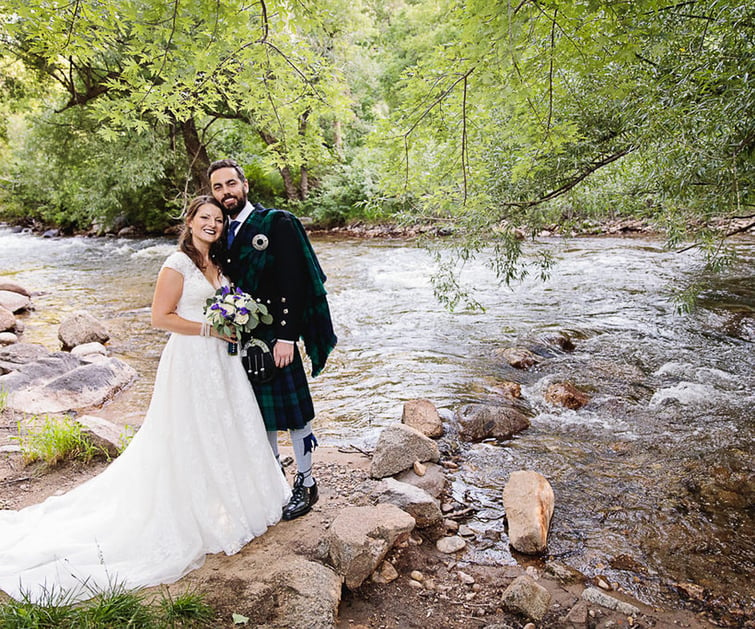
[211,329,237,343]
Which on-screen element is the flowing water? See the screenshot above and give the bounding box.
[1,227,753,623]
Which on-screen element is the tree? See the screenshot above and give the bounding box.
[0,0,353,227]
[372,0,755,304]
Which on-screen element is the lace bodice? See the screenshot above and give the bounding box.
[162,251,226,322]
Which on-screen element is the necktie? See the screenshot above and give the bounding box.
[228,220,240,246]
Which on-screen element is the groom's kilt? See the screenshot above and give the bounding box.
[250,342,314,432]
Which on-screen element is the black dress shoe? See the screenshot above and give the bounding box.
[282,473,318,520]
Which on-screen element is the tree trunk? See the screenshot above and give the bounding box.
[258,129,299,202]
[279,165,298,201]
[180,118,210,194]
[300,165,309,200]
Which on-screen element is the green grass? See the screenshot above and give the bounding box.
[117,425,136,454]
[0,585,217,628]
[13,415,109,467]
[0,388,7,412]
[160,589,215,627]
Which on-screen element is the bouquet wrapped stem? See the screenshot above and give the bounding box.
[203,286,273,355]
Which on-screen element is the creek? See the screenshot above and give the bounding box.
[1,227,753,623]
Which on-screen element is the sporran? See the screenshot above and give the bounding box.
[241,338,277,384]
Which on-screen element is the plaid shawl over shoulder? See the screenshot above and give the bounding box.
[240,207,337,377]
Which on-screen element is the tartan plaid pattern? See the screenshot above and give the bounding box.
[233,207,336,377]
[251,343,314,432]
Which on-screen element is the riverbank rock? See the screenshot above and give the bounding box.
[0,332,18,346]
[545,381,590,409]
[394,462,447,498]
[455,403,530,442]
[582,586,641,616]
[58,311,111,350]
[0,280,31,297]
[0,346,137,414]
[501,574,552,621]
[76,414,128,458]
[372,477,443,528]
[327,503,416,589]
[435,535,466,554]
[401,398,444,438]
[0,290,31,314]
[229,548,342,629]
[0,343,50,373]
[71,342,109,362]
[369,423,440,479]
[0,306,16,333]
[503,470,555,554]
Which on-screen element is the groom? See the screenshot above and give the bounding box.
[208,158,337,520]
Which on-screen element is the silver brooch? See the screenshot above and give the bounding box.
[252,234,269,251]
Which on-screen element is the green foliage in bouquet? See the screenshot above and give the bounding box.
[203,286,273,338]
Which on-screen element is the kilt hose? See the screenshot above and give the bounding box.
[251,341,314,432]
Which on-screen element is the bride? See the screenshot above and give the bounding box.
[0,196,291,603]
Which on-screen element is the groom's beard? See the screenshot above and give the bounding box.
[220,192,247,218]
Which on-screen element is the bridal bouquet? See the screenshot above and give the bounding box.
[204,286,273,355]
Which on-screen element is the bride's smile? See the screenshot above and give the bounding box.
[189,204,225,246]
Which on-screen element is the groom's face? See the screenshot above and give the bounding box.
[210,167,249,218]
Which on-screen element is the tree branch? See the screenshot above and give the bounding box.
[461,74,468,204]
[504,147,633,209]
[675,220,755,253]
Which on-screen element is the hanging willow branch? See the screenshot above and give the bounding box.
[504,147,634,208]
[461,74,469,204]
[402,67,476,192]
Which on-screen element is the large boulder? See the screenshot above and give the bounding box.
[0,291,30,314]
[369,424,440,479]
[1,352,137,414]
[455,403,530,442]
[58,311,110,350]
[238,551,343,629]
[502,470,555,555]
[327,503,416,589]
[401,398,444,438]
[0,343,52,374]
[0,281,31,297]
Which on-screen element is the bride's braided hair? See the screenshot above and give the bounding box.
[179,195,226,278]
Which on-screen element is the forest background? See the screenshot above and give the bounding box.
[0,0,753,303]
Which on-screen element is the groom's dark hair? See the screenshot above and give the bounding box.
[207,158,247,182]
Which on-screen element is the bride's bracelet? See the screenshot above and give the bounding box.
[200,322,211,337]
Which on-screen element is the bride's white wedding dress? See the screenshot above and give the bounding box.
[0,251,291,603]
